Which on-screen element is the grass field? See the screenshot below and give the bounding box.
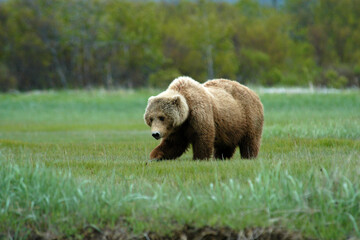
[0,89,359,239]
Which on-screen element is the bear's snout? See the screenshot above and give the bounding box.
[152,131,161,140]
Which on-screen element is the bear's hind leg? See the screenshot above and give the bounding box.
[239,134,260,159]
[214,145,236,160]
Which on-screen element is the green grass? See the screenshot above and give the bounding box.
[0,89,359,239]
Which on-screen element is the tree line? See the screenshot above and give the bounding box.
[0,0,359,91]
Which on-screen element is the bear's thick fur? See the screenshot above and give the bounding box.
[144,76,264,160]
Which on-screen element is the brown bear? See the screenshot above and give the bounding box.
[144,76,264,160]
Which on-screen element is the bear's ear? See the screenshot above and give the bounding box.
[171,95,181,106]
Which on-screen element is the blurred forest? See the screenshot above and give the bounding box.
[0,0,360,91]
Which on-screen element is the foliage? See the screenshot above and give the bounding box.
[0,89,359,239]
[0,63,17,91]
[148,68,181,88]
[0,0,360,91]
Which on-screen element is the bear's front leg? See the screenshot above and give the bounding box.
[192,134,214,160]
[150,145,165,160]
[150,137,189,160]
[190,109,216,160]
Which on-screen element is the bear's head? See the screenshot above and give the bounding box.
[144,92,189,140]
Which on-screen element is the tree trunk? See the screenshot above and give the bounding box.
[206,44,214,80]
[272,0,277,8]
[50,47,67,88]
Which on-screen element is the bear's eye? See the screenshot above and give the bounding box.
[159,116,165,121]
[150,117,153,122]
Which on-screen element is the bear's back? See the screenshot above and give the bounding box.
[204,79,249,97]
[204,79,262,108]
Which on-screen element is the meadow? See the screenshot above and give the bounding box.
[0,88,359,239]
